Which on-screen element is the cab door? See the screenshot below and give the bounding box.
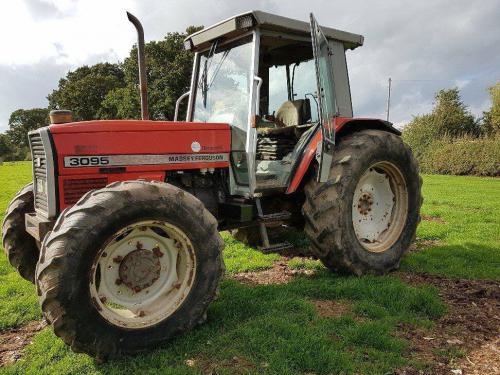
[310,13,338,182]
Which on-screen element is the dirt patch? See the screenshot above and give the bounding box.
[0,321,46,366]
[461,337,500,375]
[312,299,352,318]
[395,272,500,374]
[422,215,446,224]
[408,238,441,252]
[188,355,256,374]
[232,260,315,286]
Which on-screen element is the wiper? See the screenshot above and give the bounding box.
[198,39,230,108]
[199,40,219,108]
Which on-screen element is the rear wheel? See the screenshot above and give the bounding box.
[36,180,224,358]
[302,129,422,275]
[2,183,39,283]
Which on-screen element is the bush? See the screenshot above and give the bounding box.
[419,134,500,176]
[402,88,483,160]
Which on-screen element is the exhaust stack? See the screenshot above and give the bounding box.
[126,11,149,120]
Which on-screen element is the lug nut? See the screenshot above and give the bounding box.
[113,256,123,263]
[152,246,164,258]
[115,278,122,285]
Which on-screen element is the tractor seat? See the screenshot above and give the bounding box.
[275,99,311,127]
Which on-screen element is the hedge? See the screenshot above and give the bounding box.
[418,134,500,176]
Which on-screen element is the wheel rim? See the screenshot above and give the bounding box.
[352,161,408,253]
[90,220,196,329]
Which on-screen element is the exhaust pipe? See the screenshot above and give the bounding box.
[126,11,149,120]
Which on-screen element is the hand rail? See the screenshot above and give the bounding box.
[174,91,191,121]
[253,76,263,115]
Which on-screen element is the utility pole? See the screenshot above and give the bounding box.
[386,77,392,122]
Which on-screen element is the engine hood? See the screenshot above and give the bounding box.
[47,119,232,177]
[49,119,229,134]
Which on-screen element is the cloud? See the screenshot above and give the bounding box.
[0,60,67,130]
[0,0,499,132]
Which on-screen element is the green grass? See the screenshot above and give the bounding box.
[0,162,41,329]
[0,162,498,374]
[401,174,500,279]
[2,274,445,375]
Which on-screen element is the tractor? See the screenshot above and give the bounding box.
[2,11,421,358]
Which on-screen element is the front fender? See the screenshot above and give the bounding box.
[286,117,400,194]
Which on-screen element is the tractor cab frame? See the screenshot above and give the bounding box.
[180,11,364,197]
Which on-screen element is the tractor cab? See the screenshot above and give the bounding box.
[181,11,364,197]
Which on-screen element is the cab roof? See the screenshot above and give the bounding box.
[184,10,364,52]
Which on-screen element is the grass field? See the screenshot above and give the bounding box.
[0,162,498,374]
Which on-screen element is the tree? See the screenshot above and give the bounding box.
[6,108,50,149]
[0,133,13,161]
[402,88,481,157]
[482,81,500,134]
[48,63,125,121]
[100,26,203,120]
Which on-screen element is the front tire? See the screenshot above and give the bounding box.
[36,180,224,358]
[303,129,422,275]
[2,183,39,283]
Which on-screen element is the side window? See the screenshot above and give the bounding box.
[267,61,319,122]
[290,60,319,123]
[268,66,288,116]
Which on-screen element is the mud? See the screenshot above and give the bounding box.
[395,272,500,374]
[0,321,46,367]
[232,260,315,286]
[312,299,352,318]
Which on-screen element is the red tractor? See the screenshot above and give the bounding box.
[2,11,421,358]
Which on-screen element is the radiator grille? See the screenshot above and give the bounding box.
[29,132,48,214]
[63,178,108,205]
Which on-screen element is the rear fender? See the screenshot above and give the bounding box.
[286,118,400,194]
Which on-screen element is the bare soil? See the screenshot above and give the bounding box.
[408,238,441,253]
[395,272,500,375]
[421,215,446,224]
[0,321,46,367]
[232,260,315,286]
[189,354,257,374]
[312,299,352,318]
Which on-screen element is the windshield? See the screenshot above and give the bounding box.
[192,36,253,133]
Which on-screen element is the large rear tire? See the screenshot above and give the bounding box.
[36,180,224,358]
[2,183,39,283]
[302,129,422,275]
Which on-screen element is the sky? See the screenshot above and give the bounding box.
[0,0,499,131]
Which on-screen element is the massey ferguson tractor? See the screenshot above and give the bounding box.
[2,11,421,357]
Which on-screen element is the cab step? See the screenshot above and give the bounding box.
[254,197,294,254]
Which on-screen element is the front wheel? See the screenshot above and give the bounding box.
[36,180,224,358]
[2,183,39,283]
[303,129,422,275]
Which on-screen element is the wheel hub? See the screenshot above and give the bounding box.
[352,162,408,253]
[357,192,374,215]
[90,220,197,329]
[118,248,161,292]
